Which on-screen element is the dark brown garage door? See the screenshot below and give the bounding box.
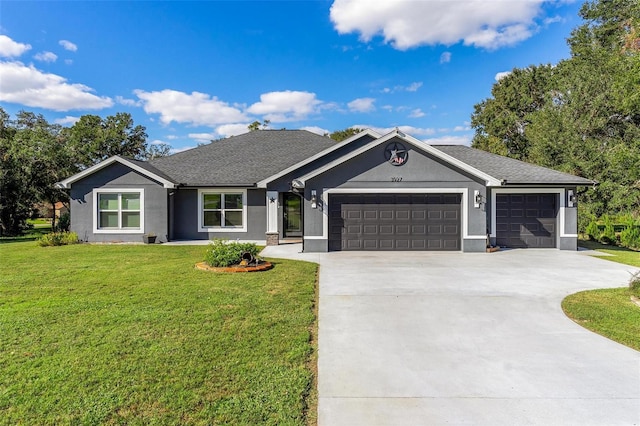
[328,193,461,251]
[496,193,557,248]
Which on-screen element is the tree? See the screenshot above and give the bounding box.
[0,109,73,235]
[247,120,270,131]
[470,0,640,221]
[144,143,171,160]
[0,110,149,236]
[63,112,148,167]
[470,65,555,160]
[329,127,362,142]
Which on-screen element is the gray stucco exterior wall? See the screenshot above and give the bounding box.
[171,188,266,241]
[69,163,169,243]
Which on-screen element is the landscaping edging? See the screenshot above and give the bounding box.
[195,261,273,273]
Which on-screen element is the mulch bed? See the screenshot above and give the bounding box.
[195,261,273,273]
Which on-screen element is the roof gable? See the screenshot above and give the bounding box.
[256,129,381,188]
[294,129,503,187]
[57,156,178,189]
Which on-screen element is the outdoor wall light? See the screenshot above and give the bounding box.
[474,190,483,209]
[567,189,577,208]
[311,190,317,209]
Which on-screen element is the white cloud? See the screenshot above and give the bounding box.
[348,97,376,113]
[330,0,545,50]
[495,71,512,81]
[0,61,113,111]
[54,115,80,125]
[216,123,251,138]
[247,90,322,122]
[301,126,330,136]
[0,35,31,57]
[150,139,168,145]
[440,51,451,64]
[453,125,471,132]
[405,82,423,92]
[59,40,77,52]
[135,89,247,126]
[116,95,141,107]
[380,82,423,94]
[409,108,425,118]
[34,51,58,63]
[64,59,73,65]
[424,135,472,145]
[188,132,217,143]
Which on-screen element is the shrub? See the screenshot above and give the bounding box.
[630,271,640,298]
[37,231,79,247]
[55,212,70,232]
[599,214,616,244]
[204,239,260,267]
[585,220,600,241]
[619,225,640,250]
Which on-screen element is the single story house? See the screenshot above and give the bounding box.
[57,128,594,252]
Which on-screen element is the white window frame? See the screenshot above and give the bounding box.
[93,188,145,234]
[198,189,247,233]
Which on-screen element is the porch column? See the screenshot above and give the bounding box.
[266,191,279,245]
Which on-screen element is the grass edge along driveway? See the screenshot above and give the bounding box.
[562,240,640,352]
[0,242,318,425]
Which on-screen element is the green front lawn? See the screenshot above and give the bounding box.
[0,242,318,425]
[579,239,640,268]
[562,239,640,351]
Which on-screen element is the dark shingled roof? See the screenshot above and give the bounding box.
[123,157,178,184]
[150,130,336,186]
[432,145,595,185]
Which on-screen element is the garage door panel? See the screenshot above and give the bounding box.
[329,193,461,251]
[395,225,410,235]
[496,194,557,248]
[396,210,410,220]
[444,211,458,220]
[412,225,426,235]
[380,210,394,220]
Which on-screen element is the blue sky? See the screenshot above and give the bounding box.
[1,0,583,153]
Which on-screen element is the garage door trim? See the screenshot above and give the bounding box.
[313,187,486,242]
[489,188,573,240]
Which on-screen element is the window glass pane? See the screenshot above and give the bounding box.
[203,194,221,209]
[122,212,140,228]
[225,193,243,210]
[121,193,140,210]
[203,211,222,227]
[225,211,243,227]
[99,194,119,210]
[99,212,119,228]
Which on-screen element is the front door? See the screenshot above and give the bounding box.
[283,193,303,238]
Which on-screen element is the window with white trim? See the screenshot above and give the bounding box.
[198,189,247,232]
[93,189,144,233]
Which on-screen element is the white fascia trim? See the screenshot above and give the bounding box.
[490,188,574,240]
[58,156,177,189]
[314,187,485,241]
[295,129,502,187]
[197,188,248,233]
[255,129,382,188]
[93,188,145,234]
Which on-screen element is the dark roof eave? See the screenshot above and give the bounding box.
[491,181,597,187]
[179,183,257,188]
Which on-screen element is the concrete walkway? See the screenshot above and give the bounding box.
[261,244,640,426]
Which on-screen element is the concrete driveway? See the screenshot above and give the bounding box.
[261,245,640,426]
